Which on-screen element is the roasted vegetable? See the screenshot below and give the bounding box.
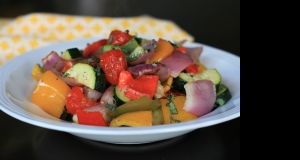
[31,70,71,118]
[109,110,152,127]
[160,96,198,124]
[147,38,174,64]
[108,96,161,118]
[30,63,44,81]
[183,80,216,117]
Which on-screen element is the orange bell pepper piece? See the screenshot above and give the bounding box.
[160,96,198,124]
[31,70,71,118]
[195,60,207,73]
[147,38,174,64]
[109,110,153,127]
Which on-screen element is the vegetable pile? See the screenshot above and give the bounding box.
[30,29,232,127]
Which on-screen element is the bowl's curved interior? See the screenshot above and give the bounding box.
[0,37,240,144]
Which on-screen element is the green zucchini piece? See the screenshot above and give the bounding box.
[119,38,145,63]
[64,63,106,92]
[101,44,121,53]
[61,48,83,60]
[59,107,73,122]
[125,45,145,63]
[214,84,232,108]
[134,36,151,46]
[171,76,188,94]
[120,37,140,53]
[172,68,222,94]
[113,86,131,107]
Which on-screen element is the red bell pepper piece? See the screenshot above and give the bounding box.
[176,46,198,74]
[108,30,132,46]
[118,70,159,100]
[176,46,187,54]
[66,86,98,115]
[83,39,107,57]
[118,70,134,89]
[185,63,199,74]
[76,110,107,126]
[61,60,73,73]
[99,49,128,85]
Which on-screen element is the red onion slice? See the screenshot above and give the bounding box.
[183,80,216,117]
[42,51,64,71]
[100,85,115,106]
[161,50,194,78]
[83,86,103,101]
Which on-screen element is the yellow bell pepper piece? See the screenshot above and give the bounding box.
[31,70,71,118]
[147,38,174,64]
[162,76,173,92]
[195,60,207,73]
[30,64,44,81]
[160,96,198,124]
[109,110,153,127]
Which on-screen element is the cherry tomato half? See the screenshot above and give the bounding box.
[66,86,98,115]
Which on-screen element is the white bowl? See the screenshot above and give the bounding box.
[0,37,240,144]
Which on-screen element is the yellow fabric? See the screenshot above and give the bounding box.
[0,13,194,67]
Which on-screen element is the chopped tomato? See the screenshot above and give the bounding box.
[61,61,73,73]
[66,86,98,115]
[99,49,128,85]
[76,110,107,126]
[83,39,107,57]
[108,30,132,46]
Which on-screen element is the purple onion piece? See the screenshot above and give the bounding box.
[183,80,216,117]
[42,51,64,71]
[156,65,170,83]
[161,50,194,78]
[186,46,203,61]
[100,85,115,107]
[127,63,164,78]
[83,86,103,101]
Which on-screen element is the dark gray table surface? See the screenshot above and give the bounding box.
[0,1,240,159]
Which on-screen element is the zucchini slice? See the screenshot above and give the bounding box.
[214,84,232,108]
[101,44,121,53]
[113,86,131,107]
[59,107,73,122]
[119,37,140,53]
[64,63,106,92]
[61,48,83,60]
[172,68,222,94]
